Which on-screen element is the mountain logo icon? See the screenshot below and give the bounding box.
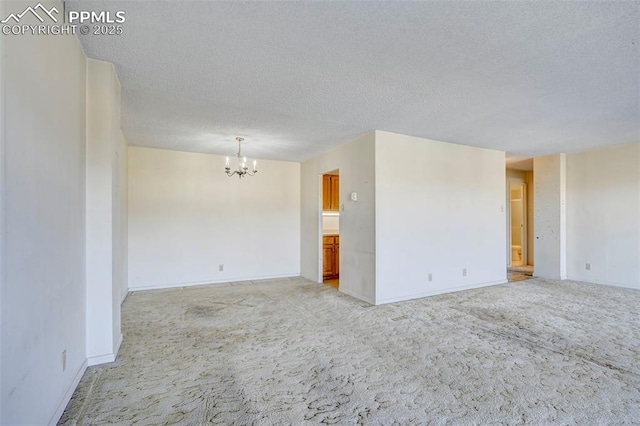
[1,3,59,24]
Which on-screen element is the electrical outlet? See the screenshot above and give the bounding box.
[586,263,591,271]
[463,268,467,277]
[428,273,432,282]
[219,264,224,272]
[62,350,67,372]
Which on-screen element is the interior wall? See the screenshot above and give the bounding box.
[1,3,88,423]
[322,214,339,234]
[525,170,535,265]
[85,59,124,366]
[116,130,129,302]
[566,142,640,289]
[0,3,4,420]
[128,147,300,289]
[534,154,567,279]
[374,131,506,304]
[300,132,376,304]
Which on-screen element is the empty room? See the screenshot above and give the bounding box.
[1,1,639,424]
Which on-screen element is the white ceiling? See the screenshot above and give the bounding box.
[69,1,639,162]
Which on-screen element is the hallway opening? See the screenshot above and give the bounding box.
[321,170,340,289]
[506,159,534,278]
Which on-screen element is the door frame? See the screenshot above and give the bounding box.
[507,181,527,267]
[318,170,340,283]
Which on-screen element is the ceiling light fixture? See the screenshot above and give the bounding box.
[225,137,257,178]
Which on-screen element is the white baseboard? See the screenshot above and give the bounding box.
[87,353,115,366]
[48,358,88,426]
[128,273,300,292]
[375,279,508,305]
[114,332,123,357]
[535,274,567,281]
[566,276,639,290]
[87,333,123,366]
[339,287,375,305]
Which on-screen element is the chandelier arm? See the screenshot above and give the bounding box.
[224,137,255,179]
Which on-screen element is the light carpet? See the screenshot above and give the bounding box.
[60,277,640,425]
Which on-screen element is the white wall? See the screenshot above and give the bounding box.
[566,142,640,289]
[300,133,376,304]
[534,154,567,279]
[1,1,88,422]
[128,147,300,289]
[116,130,129,302]
[85,59,124,366]
[374,131,506,304]
[0,3,5,420]
[322,214,339,234]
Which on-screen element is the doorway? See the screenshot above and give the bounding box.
[321,170,340,289]
[510,182,526,266]
[505,161,534,282]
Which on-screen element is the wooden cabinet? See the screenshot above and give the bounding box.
[331,176,340,211]
[322,174,340,279]
[323,235,339,279]
[323,245,334,277]
[322,175,340,211]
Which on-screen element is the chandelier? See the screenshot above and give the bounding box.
[225,137,257,178]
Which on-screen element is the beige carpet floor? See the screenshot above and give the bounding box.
[60,277,640,425]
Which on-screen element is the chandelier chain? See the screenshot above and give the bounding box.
[225,137,257,178]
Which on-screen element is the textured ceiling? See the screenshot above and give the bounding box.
[69,1,639,162]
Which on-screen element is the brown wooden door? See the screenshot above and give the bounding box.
[323,175,332,211]
[323,245,334,277]
[331,176,340,211]
[323,235,339,279]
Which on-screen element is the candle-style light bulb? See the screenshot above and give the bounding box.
[253,160,257,172]
[225,157,229,167]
